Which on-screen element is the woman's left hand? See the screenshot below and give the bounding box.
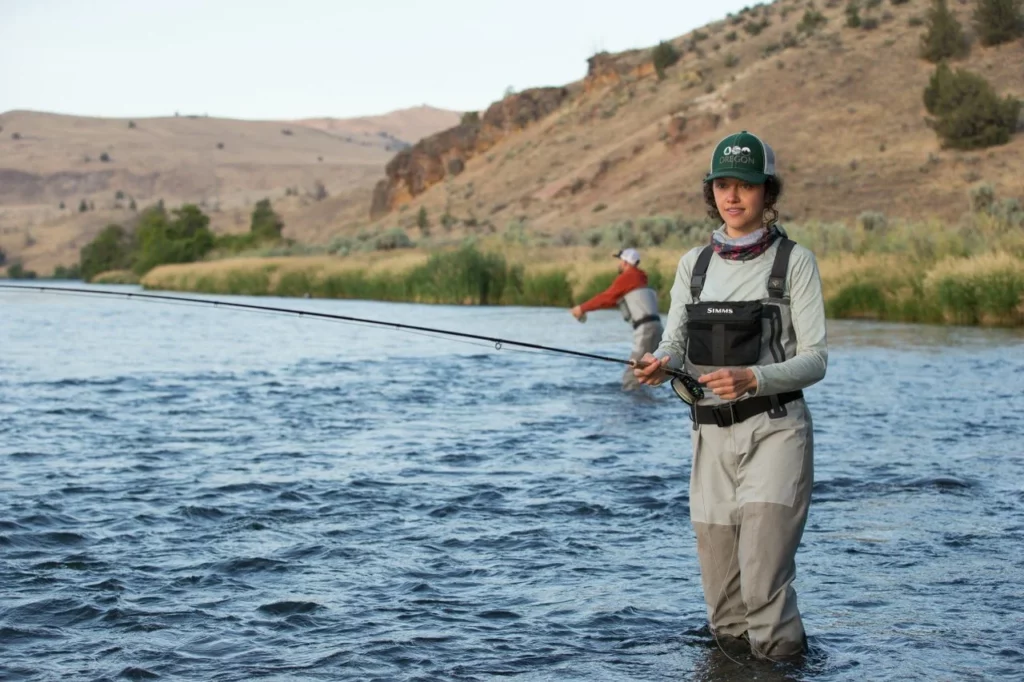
[698,368,758,401]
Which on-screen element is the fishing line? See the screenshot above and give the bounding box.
[0,283,703,396]
[1,284,624,372]
[3,284,738,659]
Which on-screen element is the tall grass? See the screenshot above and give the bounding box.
[140,210,1024,327]
[143,246,575,307]
[924,253,1024,326]
[91,269,140,285]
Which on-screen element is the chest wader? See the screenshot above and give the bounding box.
[685,239,813,660]
[618,287,663,390]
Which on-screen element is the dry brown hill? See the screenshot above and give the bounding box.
[5,0,1023,277]
[361,0,1024,243]
[296,106,461,148]
[0,106,458,273]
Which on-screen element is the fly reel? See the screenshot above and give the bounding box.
[667,369,705,405]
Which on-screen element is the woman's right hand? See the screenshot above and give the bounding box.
[633,353,671,386]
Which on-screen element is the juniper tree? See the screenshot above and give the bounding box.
[973,0,1024,46]
[920,0,969,62]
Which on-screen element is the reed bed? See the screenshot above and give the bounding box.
[91,270,140,285]
[138,214,1024,326]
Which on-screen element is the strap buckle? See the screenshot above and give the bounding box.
[767,394,787,419]
[711,404,733,428]
[689,274,705,298]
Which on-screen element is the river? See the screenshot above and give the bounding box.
[2,283,1022,681]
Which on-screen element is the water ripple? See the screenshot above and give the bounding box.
[2,294,1022,681]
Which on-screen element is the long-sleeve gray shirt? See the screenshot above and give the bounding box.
[653,233,828,397]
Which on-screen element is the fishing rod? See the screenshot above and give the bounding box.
[0,283,705,403]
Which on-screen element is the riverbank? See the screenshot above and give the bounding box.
[139,238,1024,327]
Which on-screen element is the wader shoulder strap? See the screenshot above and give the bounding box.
[767,239,796,299]
[690,246,715,301]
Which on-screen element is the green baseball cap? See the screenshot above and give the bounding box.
[705,130,776,184]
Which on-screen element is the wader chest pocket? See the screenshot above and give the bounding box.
[685,301,763,366]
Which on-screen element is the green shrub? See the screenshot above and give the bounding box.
[920,0,969,62]
[440,212,457,231]
[797,10,828,33]
[857,211,889,232]
[651,41,680,80]
[133,204,215,275]
[973,0,1024,46]
[417,206,430,234]
[744,19,770,35]
[968,183,1024,227]
[52,263,82,280]
[251,198,284,240]
[6,262,38,280]
[80,224,136,281]
[374,228,414,251]
[846,2,862,27]
[969,183,997,213]
[924,63,1020,149]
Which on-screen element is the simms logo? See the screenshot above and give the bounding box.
[707,307,734,314]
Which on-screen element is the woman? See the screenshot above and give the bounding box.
[634,131,828,660]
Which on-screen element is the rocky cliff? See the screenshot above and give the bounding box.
[370,87,571,218]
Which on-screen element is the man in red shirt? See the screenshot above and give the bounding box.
[571,248,663,389]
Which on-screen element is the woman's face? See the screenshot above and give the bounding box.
[712,177,766,235]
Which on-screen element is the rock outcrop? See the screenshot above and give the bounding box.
[369,87,569,218]
[583,51,655,93]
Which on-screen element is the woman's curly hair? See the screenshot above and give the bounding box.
[703,175,785,228]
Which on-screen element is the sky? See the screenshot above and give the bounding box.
[1,0,756,120]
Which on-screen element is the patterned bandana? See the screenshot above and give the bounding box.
[711,225,780,261]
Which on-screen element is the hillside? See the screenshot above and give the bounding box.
[362,0,1024,242]
[4,0,1023,278]
[0,106,459,273]
[295,106,461,149]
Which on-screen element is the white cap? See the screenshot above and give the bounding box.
[615,248,641,266]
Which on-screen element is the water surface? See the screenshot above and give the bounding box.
[2,284,1022,681]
